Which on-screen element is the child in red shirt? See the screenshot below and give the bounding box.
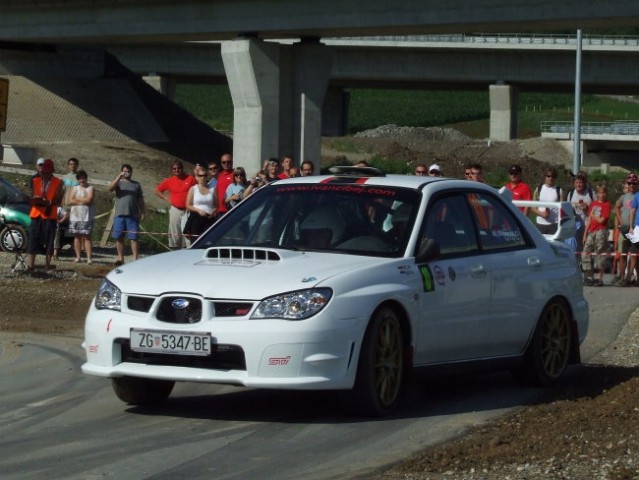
[582,185,611,286]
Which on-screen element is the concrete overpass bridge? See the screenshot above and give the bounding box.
[104,34,639,139]
[2,0,639,172]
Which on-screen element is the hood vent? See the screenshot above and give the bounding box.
[206,247,281,262]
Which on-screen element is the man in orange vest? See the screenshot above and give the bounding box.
[27,159,64,271]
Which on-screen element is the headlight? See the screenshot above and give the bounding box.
[95,279,122,311]
[251,288,332,320]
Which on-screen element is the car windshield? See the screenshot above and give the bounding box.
[194,182,420,257]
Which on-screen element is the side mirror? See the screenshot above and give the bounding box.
[415,238,440,263]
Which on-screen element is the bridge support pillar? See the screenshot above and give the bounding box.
[143,75,176,100]
[221,38,280,173]
[322,87,350,137]
[221,38,333,174]
[279,40,334,172]
[489,84,518,142]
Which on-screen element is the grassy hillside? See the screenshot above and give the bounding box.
[174,84,639,138]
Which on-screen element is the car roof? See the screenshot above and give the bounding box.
[272,168,494,192]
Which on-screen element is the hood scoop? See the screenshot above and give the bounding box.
[205,247,281,262]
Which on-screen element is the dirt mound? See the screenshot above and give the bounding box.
[326,125,574,182]
[355,124,472,143]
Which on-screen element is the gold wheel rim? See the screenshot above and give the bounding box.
[374,315,403,406]
[540,303,570,378]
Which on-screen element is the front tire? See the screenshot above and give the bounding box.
[516,299,572,387]
[0,224,28,253]
[111,377,175,406]
[346,306,405,417]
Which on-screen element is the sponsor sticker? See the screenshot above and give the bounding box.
[419,265,435,292]
[448,266,456,281]
[397,265,414,275]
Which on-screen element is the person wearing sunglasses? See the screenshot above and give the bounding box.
[414,164,427,176]
[532,167,563,235]
[504,164,532,215]
[207,162,219,189]
[155,159,196,249]
[613,173,639,286]
[184,164,217,240]
[216,153,234,218]
[225,167,249,210]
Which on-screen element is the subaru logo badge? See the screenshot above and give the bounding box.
[171,298,190,310]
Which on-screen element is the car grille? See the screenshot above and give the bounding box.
[213,302,253,316]
[117,339,246,371]
[128,296,154,312]
[157,296,203,324]
[126,296,255,323]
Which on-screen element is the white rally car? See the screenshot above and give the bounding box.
[82,167,588,416]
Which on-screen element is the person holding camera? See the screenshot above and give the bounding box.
[27,158,64,271]
[109,164,145,265]
[224,167,249,209]
[243,171,267,198]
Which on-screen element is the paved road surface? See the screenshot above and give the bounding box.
[0,281,633,479]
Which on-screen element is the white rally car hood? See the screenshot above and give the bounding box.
[106,247,393,299]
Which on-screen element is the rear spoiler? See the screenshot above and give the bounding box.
[512,200,576,242]
[498,187,576,242]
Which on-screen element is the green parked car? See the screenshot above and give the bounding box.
[0,176,31,253]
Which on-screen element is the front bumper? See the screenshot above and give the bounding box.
[82,302,366,390]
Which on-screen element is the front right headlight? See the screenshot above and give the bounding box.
[251,288,332,320]
[95,279,122,311]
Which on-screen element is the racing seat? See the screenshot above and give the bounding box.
[299,207,346,249]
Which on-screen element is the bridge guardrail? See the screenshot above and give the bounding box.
[542,121,639,136]
[327,33,639,47]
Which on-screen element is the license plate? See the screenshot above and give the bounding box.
[130,329,211,356]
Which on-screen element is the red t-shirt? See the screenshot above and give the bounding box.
[587,200,610,233]
[155,175,196,209]
[505,181,532,213]
[216,170,235,213]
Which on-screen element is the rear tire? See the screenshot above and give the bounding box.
[0,224,28,253]
[345,306,405,417]
[111,376,175,406]
[514,299,572,387]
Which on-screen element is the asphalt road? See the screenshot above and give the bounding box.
[0,282,634,480]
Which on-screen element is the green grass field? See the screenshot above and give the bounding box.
[174,84,639,139]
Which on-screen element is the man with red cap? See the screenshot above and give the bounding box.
[27,159,64,271]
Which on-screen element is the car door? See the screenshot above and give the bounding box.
[467,191,540,356]
[414,193,492,364]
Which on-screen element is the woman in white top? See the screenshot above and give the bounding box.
[185,165,217,240]
[532,167,564,235]
[68,170,95,263]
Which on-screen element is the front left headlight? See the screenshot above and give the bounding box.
[251,288,332,320]
[95,278,122,311]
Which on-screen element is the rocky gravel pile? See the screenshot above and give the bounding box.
[354,125,472,143]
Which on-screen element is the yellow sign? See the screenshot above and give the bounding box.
[0,77,8,131]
